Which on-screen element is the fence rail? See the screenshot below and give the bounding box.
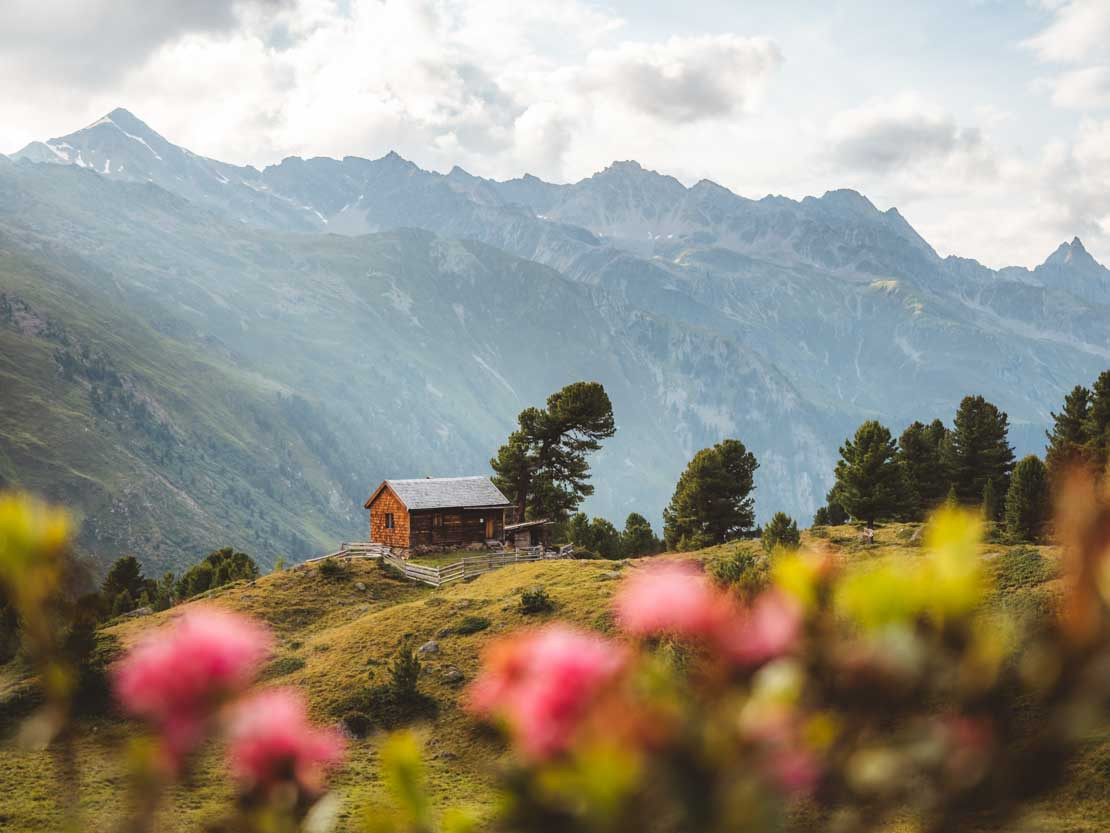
[381,546,571,588]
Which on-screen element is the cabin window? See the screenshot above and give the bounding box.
[385,512,395,529]
[433,513,442,527]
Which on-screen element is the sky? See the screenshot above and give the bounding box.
[2,0,1109,269]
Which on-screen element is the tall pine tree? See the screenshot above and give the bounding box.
[1045,384,1092,481]
[830,420,904,526]
[663,439,758,549]
[491,382,615,521]
[944,395,1015,505]
[1004,455,1051,542]
[1084,370,1110,475]
[897,419,950,518]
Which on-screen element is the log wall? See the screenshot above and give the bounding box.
[410,508,505,547]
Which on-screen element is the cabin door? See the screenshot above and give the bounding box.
[485,517,494,539]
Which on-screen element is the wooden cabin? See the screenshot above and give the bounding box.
[503,518,555,550]
[364,476,513,550]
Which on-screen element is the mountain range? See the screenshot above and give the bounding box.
[3,109,1108,574]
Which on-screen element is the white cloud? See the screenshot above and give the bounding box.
[1022,0,1110,63]
[1036,65,1110,109]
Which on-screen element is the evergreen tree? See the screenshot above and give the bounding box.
[491,382,615,521]
[588,517,622,560]
[761,512,800,553]
[111,589,134,617]
[944,395,1016,504]
[1005,455,1051,542]
[830,421,904,526]
[1045,384,1092,481]
[176,547,259,600]
[813,506,830,526]
[663,439,759,549]
[981,478,1001,521]
[897,419,950,517]
[1084,370,1110,475]
[101,555,147,605]
[620,512,659,558]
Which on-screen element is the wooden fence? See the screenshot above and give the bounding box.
[382,546,573,588]
[302,542,574,587]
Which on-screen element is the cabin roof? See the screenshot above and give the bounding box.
[364,476,512,511]
[503,519,554,531]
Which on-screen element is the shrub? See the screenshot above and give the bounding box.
[761,512,800,553]
[341,711,372,739]
[317,558,347,580]
[389,644,421,699]
[993,546,1057,592]
[572,549,600,560]
[520,586,555,615]
[452,615,491,635]
[707,549,770,603]
[264,656,306,679]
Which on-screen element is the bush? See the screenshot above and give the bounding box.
[572,549,600,560]
[520,586,555,614]
[993,546,1057,592]
[761,512,800,553]
[264,656,306,679]
[341,711,372,738]
[317,558,347,580]
[389,644,421,699]
[708,549,770,603]
[451,615,491,635]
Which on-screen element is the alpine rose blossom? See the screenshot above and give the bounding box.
[614,562,733,638]
[226,688,345,794]
[113,606,273,767]
[468,624,627,760]
[717,590,803,666]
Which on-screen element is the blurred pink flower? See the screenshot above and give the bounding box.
[468,624,627,760]
[614,562,733,639]
[717,590,803,666]
[113,606,273,767]
[769,746,821,794]
[226,688,345,794]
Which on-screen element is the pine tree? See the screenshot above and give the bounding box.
[491,382,615,521]
[1045,384,1092,481]
[981,478,1000,521]
[1084,370,1110,475]
[101,555,146,605]
[897,419,950,517]
[1005,455,1051,542]
[621,512,659,558]
[831,421,904,526]
[761,512,800,553]
[944,395,1015,504]
[663,439,759,549]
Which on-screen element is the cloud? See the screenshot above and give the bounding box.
[1036,65,1110,109]
[576,35,782,124]
[826,94,992,177]
[1022,0,1110,63]
[0,0,292,85]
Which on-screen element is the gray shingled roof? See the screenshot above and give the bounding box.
[380,476,512,511]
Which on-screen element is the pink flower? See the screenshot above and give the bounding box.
[113,606,273,767]
[769,746,821,795]
[614,562,733,639]
[717,590,803,666]
[468,624,627,760]
[226,688,345,794]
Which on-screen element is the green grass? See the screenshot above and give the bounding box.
[0,534,1102,833]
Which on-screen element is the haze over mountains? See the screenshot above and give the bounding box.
[3,109,1108,574]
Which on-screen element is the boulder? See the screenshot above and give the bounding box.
[441,666,465,685]
[418,640,440,656]
[355,581,367,591]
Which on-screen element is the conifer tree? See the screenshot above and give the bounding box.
[830,420,903,527]
[1004,455,1051,542]
[761,512,800,552]
[1084,370,1110,475]
[491,382,615,521]
[663,439,759,549]
[620,513,659,558]
[897,419,950,517]
[944,395,1015,504]
[981,478,1000,521]
[1045,384,1092,481]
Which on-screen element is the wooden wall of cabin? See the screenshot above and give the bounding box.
[409,508,505,547]
[368,487,409,548]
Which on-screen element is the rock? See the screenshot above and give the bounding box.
[418,640,440,656]
[125,606,153,618]
[465,542,486,551]
[598,571,622,580]
[441,666,465,685]
[355,582,367,591]
[436,627,452,638]
[452,599,473,609]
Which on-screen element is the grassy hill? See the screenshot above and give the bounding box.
[1,526,1107,832]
